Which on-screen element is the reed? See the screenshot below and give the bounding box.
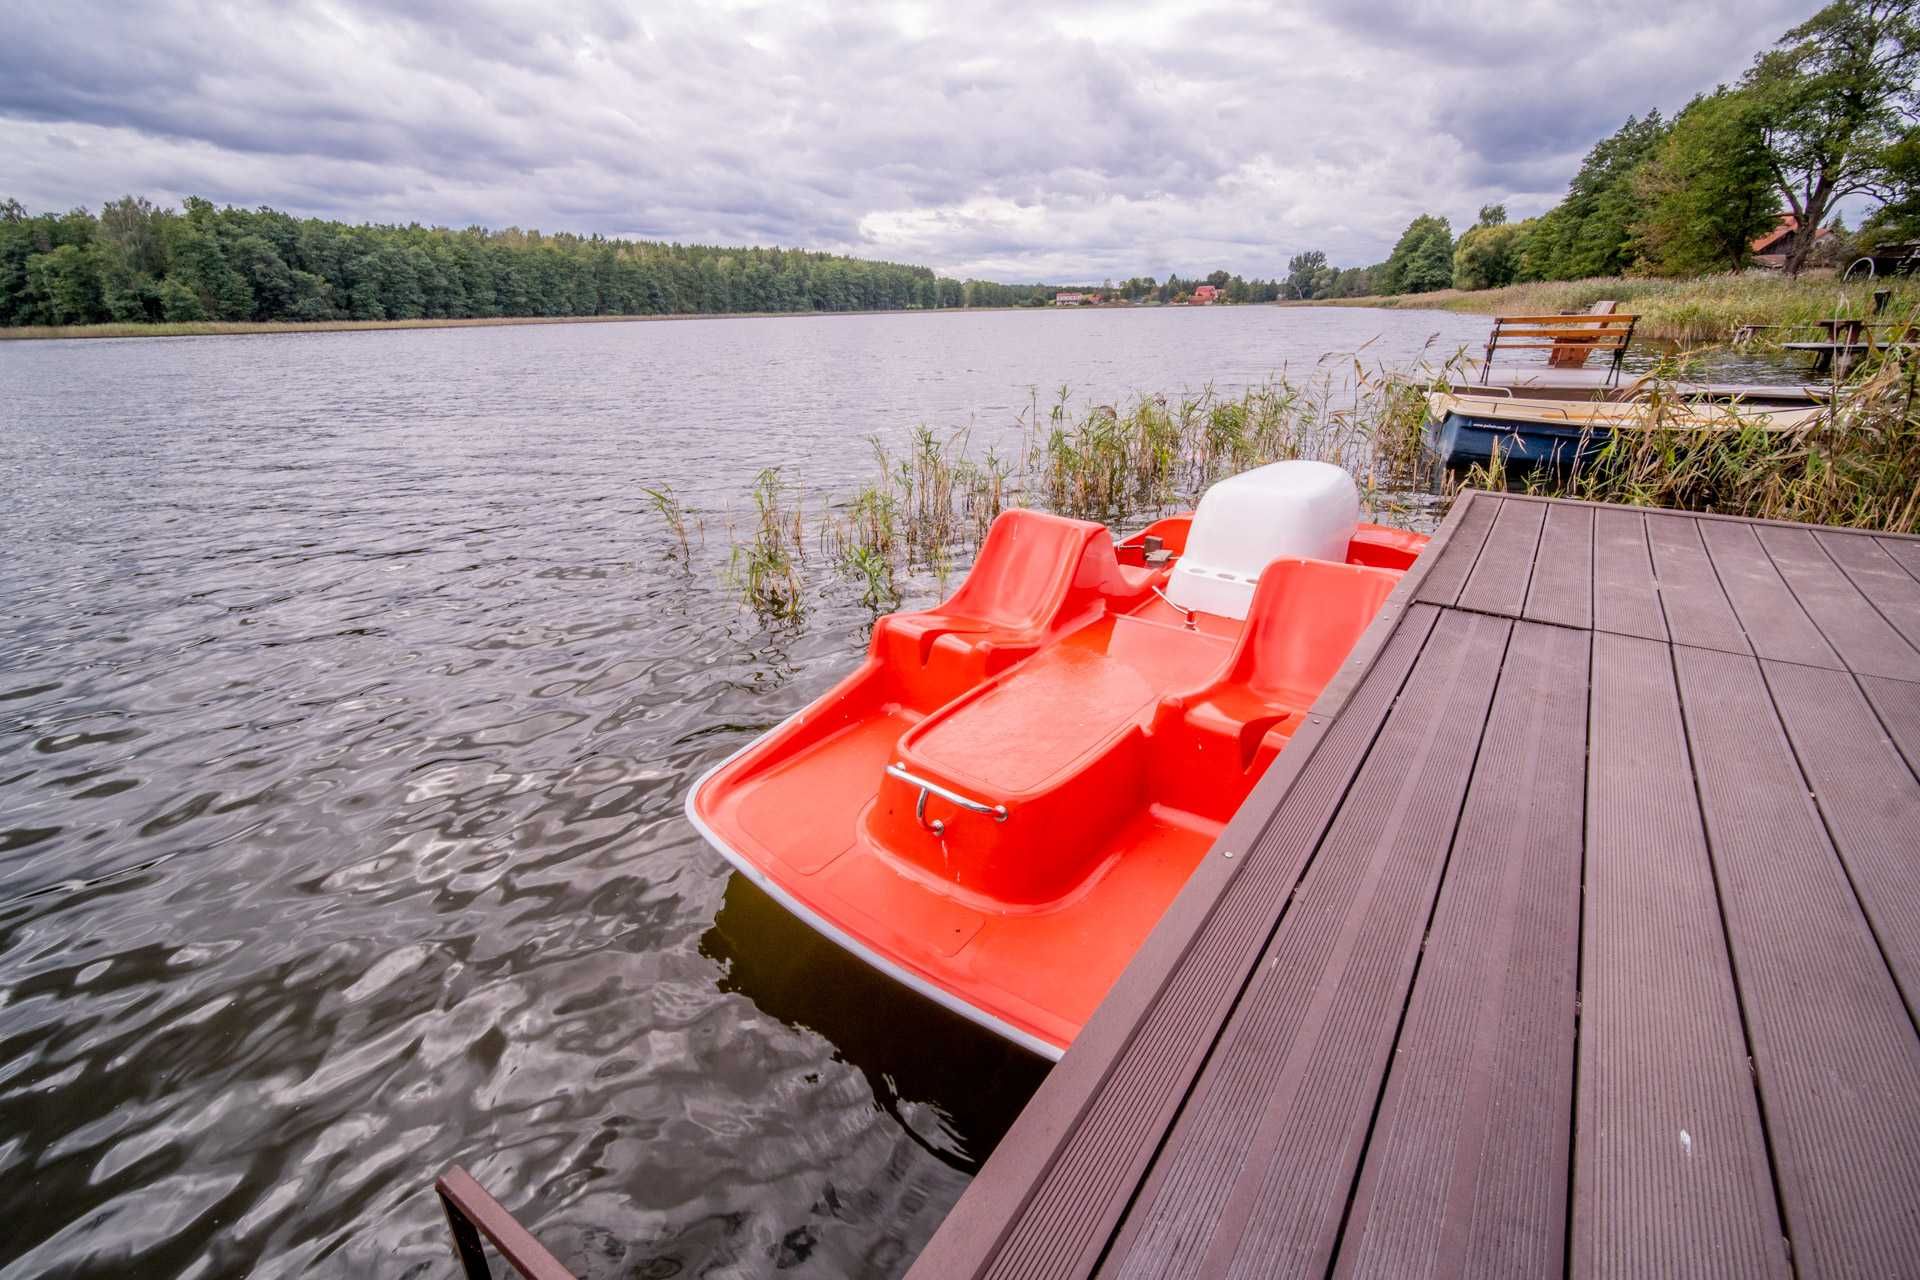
[1305,273,1920,346]
[731,338,1917,626]
[797,359,1451,614]
[1466,348,1920,533]
[641,484,694,557]
[728,467,806,619]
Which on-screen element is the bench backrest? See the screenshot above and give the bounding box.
[1482,312,1639,384]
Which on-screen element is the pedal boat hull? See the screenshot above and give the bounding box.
[688,506,1426,1057]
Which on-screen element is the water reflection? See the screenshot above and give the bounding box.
[702,876,1051,1173]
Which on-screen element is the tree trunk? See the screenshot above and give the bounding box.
[1784,177,1836,277]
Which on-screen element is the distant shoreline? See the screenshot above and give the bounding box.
[0,307,1051,342]
[0,301,1289,342]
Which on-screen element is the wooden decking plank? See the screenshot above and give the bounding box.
[1861,673,1920,776]
[911,498,1920,1280]
[1456,497,1546,618]
[1756,525,1920,681]
[1573,632,1785,1279]
[1675,647,1920,1275]
[1591,510,1668,642]
[1523,502,1594,630]
[1766,661,1920,1017]
[1645,515,1746,654]
[1103,609,1511,1280]
[1877,535,1920,581]
[1816,530,1920,656]
[1696,519,1841,669]
[1333,620,1588,1280]
[1415,492,1500,607]
[955,606,1443,1280]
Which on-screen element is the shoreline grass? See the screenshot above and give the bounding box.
[1286,272,1920,345]
[697,344,1917,620]
[768,360,1453,621]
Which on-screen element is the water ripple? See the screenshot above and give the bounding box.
[0,308,1497,1276]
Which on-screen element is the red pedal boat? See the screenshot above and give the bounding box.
[687,462,1428,1058]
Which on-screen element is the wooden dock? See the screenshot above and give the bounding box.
[909,491,1920,1279]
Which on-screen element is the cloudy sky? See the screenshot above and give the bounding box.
[4,0,1815,282]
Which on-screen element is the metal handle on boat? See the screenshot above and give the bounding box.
[1152,585,1197,628]
[886,763,1007,835]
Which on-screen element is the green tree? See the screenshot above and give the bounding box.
[23,244,101,323]
[1284,249,1331,299]
[168,226,252,319]
[1453,216,1532,291]
[227,234,292,319]
[1379,215,1454,294]
[1523,114,1670,280]
[97,195,170,278]
[154,277,206,321]
[1635,89,1781,274]
[1745,0,1920,274]
[1864,125,1920,240]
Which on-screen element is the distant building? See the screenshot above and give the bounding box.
[1191,284,1220,304]
[1054,291,1088,306]
[1750,214,1831,269]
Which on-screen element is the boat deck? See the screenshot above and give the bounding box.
[908,491,1920,1279]
[1456,362,1829,402]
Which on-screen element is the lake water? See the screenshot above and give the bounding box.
[0,302,1650,1276]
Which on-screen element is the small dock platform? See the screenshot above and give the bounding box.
[910,491,1920,1279]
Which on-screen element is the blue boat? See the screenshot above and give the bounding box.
[1423,404,1611,470]
[1422,388,1829,472]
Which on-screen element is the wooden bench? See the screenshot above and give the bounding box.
[1481,311,1638,385]
[1782,318,1920,374]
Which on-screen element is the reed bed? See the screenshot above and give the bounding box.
[689,342,1917,621]
[782,359,1454,618]
[1467,349,1920,533]
[727,468,807,619]
[1312,273,1920,345]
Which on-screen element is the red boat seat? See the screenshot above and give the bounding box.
[1156,558,1400,810]
[873,614,1231,906]
[873,508,1149,706]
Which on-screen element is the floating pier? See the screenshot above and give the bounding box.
[909,491,1920,1279]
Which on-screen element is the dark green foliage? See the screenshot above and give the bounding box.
[1521,114,1670,281]
[1452,217,1533,290]
[1864,126,1920,241]
[0,195,1067,327]
[1284,249,1334,299]
[1494,1,1920,284]
[1635,90,1781,274]
[1378,215,1454,294]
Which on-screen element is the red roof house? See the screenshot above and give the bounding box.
[1750,214,1830,268]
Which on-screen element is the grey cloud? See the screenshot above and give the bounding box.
[0,0,1822,279]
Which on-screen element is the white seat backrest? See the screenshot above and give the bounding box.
[1165,461,1360,620]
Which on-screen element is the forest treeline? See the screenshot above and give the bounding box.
[0,191,1301,327]
[1282,0,1920,300]
[0,196,1083,327]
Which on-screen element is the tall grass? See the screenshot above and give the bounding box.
[728,468,806,619]
[1466,349,1920,532]
[641,483,696,557]
[1310,272,1920,345]
[797,357,1456,613]
[712,342,1916,622]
